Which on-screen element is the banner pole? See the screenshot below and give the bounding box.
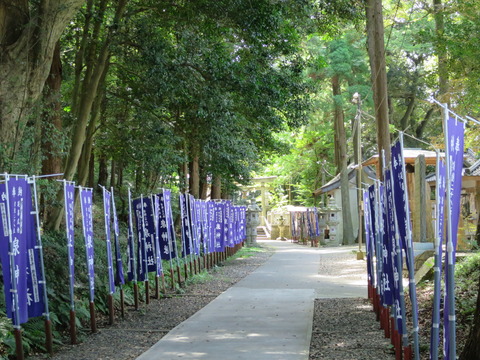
[430,150,444,359]
[62,180,77,344]
[168,193,183,286]
[100,186,115,325]
[111,187,125,318]
[127,187,139,310]
[399,132,420,360]
[161,190,176,289]
[152,195,160,299]
[80,186,96,333]
[30,176,53,354]
[443,104,457,360]
[388,164,410,354]
[140,195,150,305]
[179,194,189,280]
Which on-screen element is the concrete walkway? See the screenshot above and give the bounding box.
[137,240,367,360]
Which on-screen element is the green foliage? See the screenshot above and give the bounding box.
[455,253,480,322]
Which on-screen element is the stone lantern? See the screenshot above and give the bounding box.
[317,209,327,245]
[326,196,341,246]
[246,202,261,246]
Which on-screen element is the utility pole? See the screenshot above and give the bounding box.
[353,93,364,260]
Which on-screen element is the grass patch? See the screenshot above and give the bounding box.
[235,246,267,259]
[185,271,215,286]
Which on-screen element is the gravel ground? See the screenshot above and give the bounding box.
[30,243,393,360]
[309,298,395,360]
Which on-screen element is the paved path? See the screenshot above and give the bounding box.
[137,240,367,360]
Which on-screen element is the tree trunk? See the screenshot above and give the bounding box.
[0,0,84,170]
[332,75,354,245]
[189,155,200,198]
[41,41,63,176]
[365,0,391,175]
[87,151,95,188]
[62,0,126,183]
[211,175,222,199]
[117,162,123,189]
[110,159,116,189]
[200,174,209,200]
[45,0,127,230]
[459,274,480,360]
[40,41,63,222]
[98,154,108,188]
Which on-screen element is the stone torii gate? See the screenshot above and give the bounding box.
[240,176,277,226]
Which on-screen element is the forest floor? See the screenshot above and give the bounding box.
[28,242,474,360]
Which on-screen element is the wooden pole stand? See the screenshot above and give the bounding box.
[108,294,114,325]
[14,328,24,360]
[134,282,139,310]
[45,319,53,355]
[120,288,125,318]
[145,280,150,305]
[89,302,97,333]
[69,309,77,344]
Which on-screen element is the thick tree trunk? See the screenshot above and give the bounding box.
[365,0,391,175]
[332,75,354,245]
[41,41,63,176]
[211,175,222,200]
[0,0,84,170]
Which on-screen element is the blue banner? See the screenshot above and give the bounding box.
[363,191,373,287]
[367,185,377,288]
[215,202,225,252]
[80,188,95,302]
[158,190,176,260]
[0,178,46,324]
[200,201,209,254]
[208,201,216,253]
[381,171,394,306]
[188,195,200,256]
[391,141,410,266]
[133,197,156,280]
[152,195,163,276]
[64,182,76,303]
[127,190,136,282]
[179,194,192,257]
[444,117,465,359]
[111,188,125,286]
[102,188,115,294]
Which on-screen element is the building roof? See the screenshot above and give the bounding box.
[362,149,444,167]
[313,164,376,195]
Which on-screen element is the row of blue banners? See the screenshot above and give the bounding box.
[0,178,247,327]
[364,116,464,360]
[290,208,320,239]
